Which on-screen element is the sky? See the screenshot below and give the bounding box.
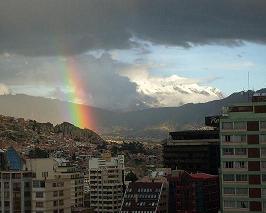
[0,0,266,110]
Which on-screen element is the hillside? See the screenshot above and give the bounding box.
[0,89,264,139]
[0,115,105,148]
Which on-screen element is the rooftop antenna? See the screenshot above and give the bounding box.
[247,71,253,102]
[248,71,250,92]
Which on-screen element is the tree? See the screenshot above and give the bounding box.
[28,148,49,158]
[125,171,138,182]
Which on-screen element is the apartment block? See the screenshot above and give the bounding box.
[26,158,72,213]
[163,130,220,175]
[88,153,125,213]
[54,159,84,208]
[220,93,266,212]
[0,170,33,213]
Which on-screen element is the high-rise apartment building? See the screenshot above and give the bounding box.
[220,93,266,212]
[54,158,84,208]
[26,158,72,213]
[88,153,125,213]
[0,170,33,213]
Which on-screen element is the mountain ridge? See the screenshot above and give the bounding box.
[0,89,265,139]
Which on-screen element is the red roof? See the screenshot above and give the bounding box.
[190,173,218,180]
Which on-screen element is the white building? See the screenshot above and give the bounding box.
[25,158,85,213]
[88,153,125,213]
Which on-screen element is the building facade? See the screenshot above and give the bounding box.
[220,94,266,212]
[54,159,84,208]
[163,130,220,175]
[0,170,33,213]
[88,154,125,213]
[26,158,72,213]
[167,170,219,213]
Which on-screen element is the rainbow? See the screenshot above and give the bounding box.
[59,55,95,130]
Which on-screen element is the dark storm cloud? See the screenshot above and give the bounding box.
[0,0,266,55]
[0,52,150,110]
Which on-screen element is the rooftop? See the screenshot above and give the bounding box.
[169,130,219,141]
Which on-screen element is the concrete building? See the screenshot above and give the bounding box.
[54,158,84,208]
[220,93,266,212]
[163,130,220,175]
[167,170,219,213]
[0,170,33,213]
[88,153,125,213]
[25,158,72,213]
[121,171,169,213]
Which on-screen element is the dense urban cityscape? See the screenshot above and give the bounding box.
[0,93,265,212]
[1,0,266,212]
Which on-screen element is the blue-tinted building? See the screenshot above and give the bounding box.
[6,146,23,170]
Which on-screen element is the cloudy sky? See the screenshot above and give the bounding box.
[0,0,266,110]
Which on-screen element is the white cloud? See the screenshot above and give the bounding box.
[120,66,224,107]
[0,83,10,95]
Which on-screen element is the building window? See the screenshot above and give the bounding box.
[262,189,266,196]
[59,190,64,196]
[234,135,246,143]
[235,148,246,155]
[260,121,266,129]
[224,200,235,208]
[236,174,247,182]
[36,202,43,208]
[236,188,248,195]
[36,192,44,198]
[261,161,266,169]
[264,201,266,211]
[223,174,235,182]
[260,134,266,143]
[237,201,248,209]
[41,172,48,178]
[224,161,234,168]
[223,148,234,155]
[53,200,58,207]
[223,135,232,142]
[234,122,246,130]
[222,122,233,130]
[33,181,45,188]
[4,182,9,189]
[261,148,266,157]
[59,200,64,206]
[262,175,266,182]
[235,161,246,169]
[224,188,235,195]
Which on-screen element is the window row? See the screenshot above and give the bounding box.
[224,200,248,209]
[224,187,248,195]
[223,174,266,182]
[223,161,266,169]
[223,148,247,156]
[222,121,266,131]
[224,200,266,211]
[223,161,247,169]
[222,134,266,143]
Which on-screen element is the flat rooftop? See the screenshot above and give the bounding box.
[169,130,219,141]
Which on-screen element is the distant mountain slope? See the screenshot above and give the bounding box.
[0,89,264,138]
[0,115,105,146]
